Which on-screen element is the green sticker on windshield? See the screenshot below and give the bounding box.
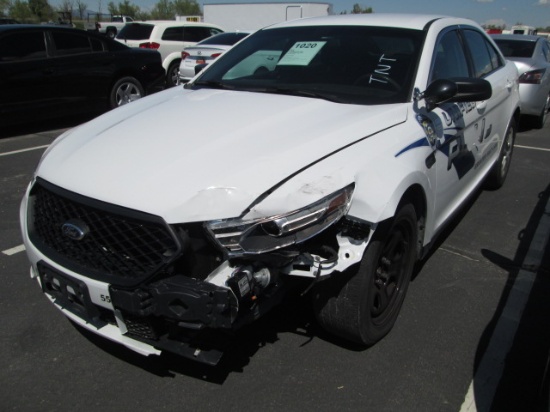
[278,41,327,66]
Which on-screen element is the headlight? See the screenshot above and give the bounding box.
[205,184,354,255]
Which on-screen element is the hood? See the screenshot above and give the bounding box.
[37,87,407,223]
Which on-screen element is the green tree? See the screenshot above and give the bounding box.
[150,0,173,19]
[1,0,10,16]
[351,4,373,14]
[76,0,87,19]
[172,0,200,16]
[108,0,139,17]
[9,0,35,21]
[29,0,54,20]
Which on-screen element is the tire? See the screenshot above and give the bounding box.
[166,60,181,88]
[532,93,549,129]
[312,203,418,345]
[109,77,144,108]
[485,118,515,190]
[106,28,116,39]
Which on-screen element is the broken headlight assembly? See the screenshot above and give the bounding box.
[205,184,355,255]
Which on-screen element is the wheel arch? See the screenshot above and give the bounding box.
[398,184,428,259]
[163,54,182,72]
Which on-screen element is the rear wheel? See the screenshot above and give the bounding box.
[109,76,144,108]
[485,118,515,190]
[166,60,181,87]
[313,203,418,345]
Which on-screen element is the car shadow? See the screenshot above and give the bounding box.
[71,292,357,383]
[469,183,550,411]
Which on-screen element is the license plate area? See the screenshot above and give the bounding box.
[37,261,100,321]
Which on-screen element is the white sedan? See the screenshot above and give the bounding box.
[21,14,520,365]
[178,31,251,83]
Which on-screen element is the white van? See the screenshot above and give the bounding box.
[511,25,537,35]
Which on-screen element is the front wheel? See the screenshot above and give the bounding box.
[485,118,516,190]
[109,77,144,108]
[312,203,418,345]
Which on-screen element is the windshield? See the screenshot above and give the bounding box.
[189,25,424,105]
[493,39,536,58]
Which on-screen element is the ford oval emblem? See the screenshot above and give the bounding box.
[61,219,90,241]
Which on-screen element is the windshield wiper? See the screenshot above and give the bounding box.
[255,86,343,103]
[186,80,235,90]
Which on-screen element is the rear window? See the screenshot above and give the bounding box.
[183,26,223,42]
[116,23,154,40]
[493,39,536,58]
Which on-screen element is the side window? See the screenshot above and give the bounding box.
[184,27,212,42]
[462,29,500,78]
[52,32,92,56]
[209,28,223,37]
[430,30,469,82]
[0,31,47,62]
[90,37,104,52]
[162,27,184,41]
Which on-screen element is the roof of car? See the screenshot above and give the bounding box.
[491,34,545,42]
[0,24,81,33]
[264,13,472,31]
[128,20,223,29]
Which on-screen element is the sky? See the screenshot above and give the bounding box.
[77,0,550,29]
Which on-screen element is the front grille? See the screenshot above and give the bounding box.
[28,178,181,287]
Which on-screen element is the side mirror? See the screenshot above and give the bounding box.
[419,78,492,111]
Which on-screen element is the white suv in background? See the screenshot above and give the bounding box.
[116,21,224,87]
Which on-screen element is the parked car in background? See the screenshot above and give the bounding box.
[0,25,165,126]
[21,14,520,365]
[85,14,135,39]
[178,31,250,83]
[492,34,550,128]
[116,21,224,87]
[0,18,19,24]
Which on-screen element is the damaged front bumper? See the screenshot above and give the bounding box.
[21,179,373,364]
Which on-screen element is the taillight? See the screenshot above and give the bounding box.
[181,51,190,59]
[139,42,160,49]
[211,53,222,58]
[519,68,545,84]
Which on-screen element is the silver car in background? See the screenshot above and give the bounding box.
[492,34,550,128]
[178,31,250,83]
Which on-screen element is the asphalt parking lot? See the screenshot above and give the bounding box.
[1,116,549,412]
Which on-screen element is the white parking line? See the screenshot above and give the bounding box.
[515,144,550,152]
[460,192,550,411]
[0,145,49,157]
[2,244,26,256]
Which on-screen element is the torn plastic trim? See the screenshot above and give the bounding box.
[284,231,373,278]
